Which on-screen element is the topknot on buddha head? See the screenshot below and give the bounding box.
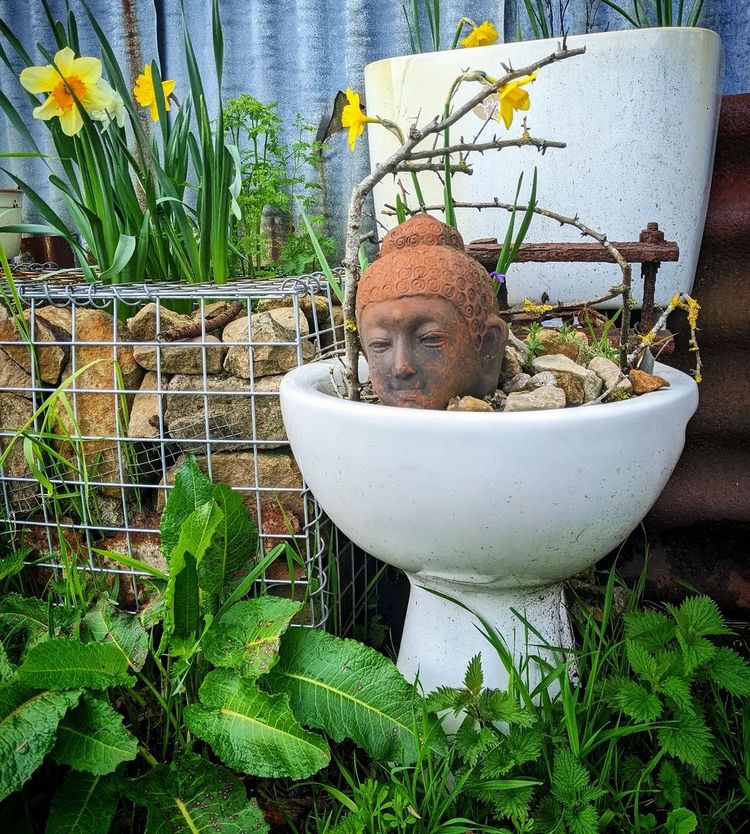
[356,214,499,349]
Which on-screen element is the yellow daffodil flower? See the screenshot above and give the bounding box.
[498,70,538,130]
[341,88,378,151]
[19,47,113,136]
[133,64,176,121]
[460,20,499,48]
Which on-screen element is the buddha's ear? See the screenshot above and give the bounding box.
[478,315,509,393]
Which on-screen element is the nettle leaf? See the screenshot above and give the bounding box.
[46,771,118,834]
[200,483,258,605]
[203,597,301,678]
[124,752,269,834]
[0,549,26,581]
[185,669,330,779]
[606,675,662,722]
[425,685,461,714]
[676,633,715,674]
[551,748,593,806]
[478,690,534,727]
[669,596,731,638]
[658,713,714,778]
[660,677,694,714]
[623,609,676,651]
[626,641,659,683]
[17,638,133,690]
[665,807,698,834]
[83,602,148,672]
[707,646,750,696]
[464,653,484,693]
[0,682,81,801]
[269,627,428,765]
[659,760,683,808]
[160,456,214,561]
[566,803,600,834]
[481,726,544,778]
[455,722,496,767]
[52,696,138,774]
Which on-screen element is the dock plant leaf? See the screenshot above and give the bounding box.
[51,695,138,774]
[17,638,133,690]
[83,601,148,672]
[185,669,330,779]
[160,455,214,561]
[0,682,80,800]
[203,596,301,678]
[268,627,428,765]
[46,771,118,834]
[124,752,269,833]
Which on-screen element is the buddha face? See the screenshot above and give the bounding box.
[359,295,506,410]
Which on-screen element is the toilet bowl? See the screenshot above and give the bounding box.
[280,359,698,694]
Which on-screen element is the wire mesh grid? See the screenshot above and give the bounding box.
[0,271,373,630]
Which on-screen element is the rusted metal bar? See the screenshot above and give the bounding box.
[638,223,667,331]
[466,231,678,271]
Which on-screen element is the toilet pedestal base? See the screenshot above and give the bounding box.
[397,577,574,695]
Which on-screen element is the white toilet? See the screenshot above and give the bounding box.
[280,359,698,693]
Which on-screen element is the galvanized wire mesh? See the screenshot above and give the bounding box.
[0,272,373,629]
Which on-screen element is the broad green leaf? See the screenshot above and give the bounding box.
[17,637,133,690]
[670,596,730,638]
[46,771,118,834]
[185,669,330,779]
[83,602,148,672]
[52,696,138,774]
[659,760,683,808]
[666,808,698,834]
[0,594,51,648]
[97,233,136,283]
[658,713,714,776]
[160,456,214,560]
[707,646,750,696]
[0,682,80,801]
[0,644,13,682]
[124,752,269,834]
[268,628,427,764]
[203,597,301,678]
[200,483,258,606]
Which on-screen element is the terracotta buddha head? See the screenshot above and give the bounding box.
[356,214,508,409]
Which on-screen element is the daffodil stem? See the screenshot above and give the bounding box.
[450,18,475,49]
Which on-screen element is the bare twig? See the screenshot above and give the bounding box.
[406,136,567,159]
[342,45,587,400]
[394,162,474,175]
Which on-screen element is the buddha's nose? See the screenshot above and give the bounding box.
[392,342,416,379]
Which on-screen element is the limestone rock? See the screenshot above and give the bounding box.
[588,356,633,395]
[503,373,531,394]
[158,450,304,515]
[0,392,39,511]
[256,295,332,332]
[447,395,493,412]
[531,353,601,405]
[54,309,143,489]
[528,371,558,389]
[127,303,192,342]
[501,345,525,379]
[133,335,227,375]
[127,372,164,439]
[165,372,287,448]
[0,309,67,384]
[629,368,670,395]
[223,308,314,379]
[504,387,566,412]
[531,327,588,361]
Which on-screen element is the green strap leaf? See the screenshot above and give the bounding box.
[124,752,269,834]
[0,682,80,801]
[45,771,118,834]
[51,696,138,774]
[268,628,429,764]
[185,669,330,779]
[17,638,133,690]
[203,597,301,678]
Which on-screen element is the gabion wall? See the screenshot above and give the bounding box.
[0,273,349,625]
